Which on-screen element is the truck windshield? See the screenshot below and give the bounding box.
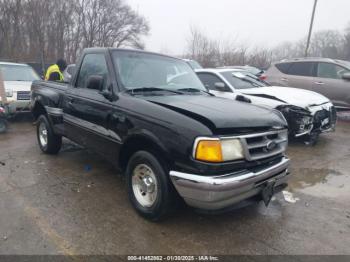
[187,60,202,70]
[338,60,350,70]
[112,51,206,92]
[0,64,40,81]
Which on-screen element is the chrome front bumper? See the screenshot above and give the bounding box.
[170,157,290,210]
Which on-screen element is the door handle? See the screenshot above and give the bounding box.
[281,78,288,82]
[314,81,324,85]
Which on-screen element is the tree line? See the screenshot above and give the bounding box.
[1,0,350,71]
[185,24,350,69]
[0,0,149,67]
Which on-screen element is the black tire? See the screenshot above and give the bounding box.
[0,119,7,134]
[37,115,62,154]
[126,151,178,221]
[303,132,319,146]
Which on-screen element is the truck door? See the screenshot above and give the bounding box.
[63,53,121,160]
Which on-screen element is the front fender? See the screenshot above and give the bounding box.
[124,129,172,157]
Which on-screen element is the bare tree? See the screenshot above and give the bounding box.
[186,26,217,67]
[186,26,242,67]
[0,0,25,60]
[343,23,350,60]
[248,48,272,69]
[0,0,150,66]
[185,24,350,70]
[308,30,344,58]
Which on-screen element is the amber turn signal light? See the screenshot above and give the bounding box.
[195,140,223,163]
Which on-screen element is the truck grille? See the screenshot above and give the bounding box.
[239,129,288,161]
[17,91,31,100]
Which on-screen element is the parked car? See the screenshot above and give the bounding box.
[0,62,40,114]
[266,58,350,110]
[63,64,76,82]
[182,59,203,70]
[31,48,290,220]
[196,68,336,144]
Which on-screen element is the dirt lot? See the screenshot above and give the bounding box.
[0,114,350,255]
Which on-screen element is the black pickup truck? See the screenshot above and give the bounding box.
[31,48,290,220]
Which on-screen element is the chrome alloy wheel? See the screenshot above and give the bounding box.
[132,164,158,207]
[38,121,48,147]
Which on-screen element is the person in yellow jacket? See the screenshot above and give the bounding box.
[45,59,67,81]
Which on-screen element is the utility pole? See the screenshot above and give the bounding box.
[305,0,318,57]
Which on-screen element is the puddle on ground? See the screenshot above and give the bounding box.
[288,168,350,200]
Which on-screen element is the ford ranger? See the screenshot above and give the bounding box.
[31,48,290,220]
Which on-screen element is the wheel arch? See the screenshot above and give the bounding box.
[32,101,47,120]
[119,132,172,173]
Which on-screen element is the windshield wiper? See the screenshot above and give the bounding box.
[177,88,212,95]
[239,77,262,87]
[125,87,184,95]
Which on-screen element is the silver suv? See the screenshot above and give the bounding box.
[266,58,350,110]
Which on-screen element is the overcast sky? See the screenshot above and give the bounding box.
[128,0,350,55]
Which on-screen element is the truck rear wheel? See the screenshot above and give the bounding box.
[126,151,177,221]
[37,115,62,154]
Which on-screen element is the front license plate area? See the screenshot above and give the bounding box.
[261,181,276,207]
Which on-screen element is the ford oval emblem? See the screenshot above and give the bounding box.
[266,141,277,151]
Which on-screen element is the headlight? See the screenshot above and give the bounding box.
[301,115,312,125]
[277,105,312,129]
[5,89,13,97]
[280,105,307,114]
[297,115,313,132]
[194,138,244,163]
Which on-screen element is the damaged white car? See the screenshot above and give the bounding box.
[196,68,337,144]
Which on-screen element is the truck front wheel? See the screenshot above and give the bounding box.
[126,151,177,221]
[37,115,62,154]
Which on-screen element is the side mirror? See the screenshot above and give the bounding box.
[63,76,71,83]
[214,82,228,92]
[86,75,104,91]
[70,66,76,75]
[342,72,350,81]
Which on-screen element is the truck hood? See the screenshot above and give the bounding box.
[145,95,286,130]
[240,86,330,108]
[4,81,32,92]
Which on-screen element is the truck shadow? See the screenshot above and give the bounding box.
[7,112,34,123]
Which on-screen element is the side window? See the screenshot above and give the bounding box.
[197,73,229,91]
[317,63,349,79]
[76,54,109,89]
[275,63,292,74]
[287,62,315,77]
